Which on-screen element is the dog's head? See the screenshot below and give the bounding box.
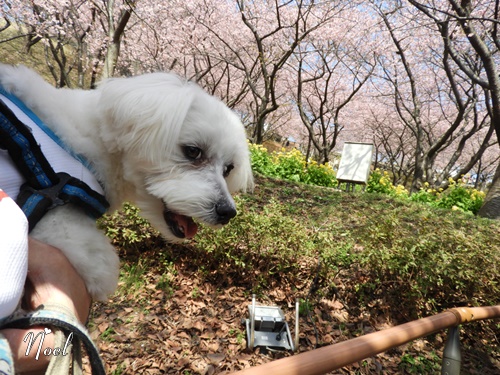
[98,73,254,241]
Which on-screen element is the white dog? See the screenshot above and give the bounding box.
[0,64,253,301]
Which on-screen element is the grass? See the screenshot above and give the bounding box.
[191,176,500,318]
[108,174,500,318]
[120,261,149,294]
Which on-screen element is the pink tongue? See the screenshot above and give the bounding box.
[176,214,198,238]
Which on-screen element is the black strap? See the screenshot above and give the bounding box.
[0,100,59,189]
[0,99,109,231]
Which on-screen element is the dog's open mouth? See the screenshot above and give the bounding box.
[163,206,198,239]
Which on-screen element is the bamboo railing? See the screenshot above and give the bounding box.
[233,305,500,375]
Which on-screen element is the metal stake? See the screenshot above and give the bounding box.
[441,325,461,375]
[294,298,299,351]
[250,294,256,350]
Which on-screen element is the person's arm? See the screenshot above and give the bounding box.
[1,238,91,374]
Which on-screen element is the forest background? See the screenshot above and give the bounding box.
[1,0,500,218]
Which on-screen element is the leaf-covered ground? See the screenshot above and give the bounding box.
[89,252,404,375]
[88,175,500,374]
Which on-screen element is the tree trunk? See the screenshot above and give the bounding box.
[255,116,264,144]
[101,2,133,79]
[305,137,312,163]
[102,43,119,79]
[478,162,500,219]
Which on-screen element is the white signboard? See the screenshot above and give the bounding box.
[336,142,373,184]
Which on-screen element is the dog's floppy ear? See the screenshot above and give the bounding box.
[228,154,254,193]
[97,73,195,164]
[223,125,254,194]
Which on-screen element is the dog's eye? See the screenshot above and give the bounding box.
[223,164,234,178]
[183,146,202,161]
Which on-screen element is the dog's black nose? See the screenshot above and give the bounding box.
[215,202,237,224]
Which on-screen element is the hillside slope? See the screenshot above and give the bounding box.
[92,175,500,374]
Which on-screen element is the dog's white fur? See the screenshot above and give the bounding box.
[0,64,253,300]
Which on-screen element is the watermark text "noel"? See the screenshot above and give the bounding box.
[24,327,73,360]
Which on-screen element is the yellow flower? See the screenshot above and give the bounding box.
[395,185,409,196]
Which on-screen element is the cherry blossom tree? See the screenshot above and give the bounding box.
[1,0,498,209]
[1,0,135,87]
[366,99,416,186]
[407,0,500,216]
[368,1,496,193]
[1,0,97,87]
[187,0,348,144]
[91,0,136,83]
[292,5,377,164]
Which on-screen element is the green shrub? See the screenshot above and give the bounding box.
[302,161,337,188]
[354,205,500,316]
[195,196,317,281]
[368,170,484,215]
[249,143,277,176]
[249,143,337,188]
[435,179,485,214]
[366,169,408,198]
[408,179,485,215]
[273,148,305,182]
[98,174,500,323]
[408,185,439,205]
[98,202,162,253]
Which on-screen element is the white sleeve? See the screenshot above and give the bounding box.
[0,190,28,319]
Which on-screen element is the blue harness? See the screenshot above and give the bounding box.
[0,96,109,231]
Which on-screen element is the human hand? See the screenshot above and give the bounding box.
[24,238,91,323]
[1,238,91,374]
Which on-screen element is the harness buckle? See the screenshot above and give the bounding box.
[20,172,73,209]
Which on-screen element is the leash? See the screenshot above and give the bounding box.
[0,99,109,232]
